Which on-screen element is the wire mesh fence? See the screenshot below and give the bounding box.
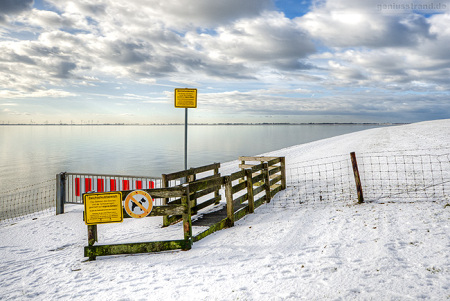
[271,150,450,208]
[358,151,450,203]
[1,150,449,223]
[0,178,56,225]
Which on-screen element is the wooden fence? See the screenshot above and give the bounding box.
[161,162,221,226]
[84,157,285,260]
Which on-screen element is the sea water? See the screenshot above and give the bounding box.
[0,124,387,192]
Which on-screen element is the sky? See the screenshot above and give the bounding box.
[0,0,449,124]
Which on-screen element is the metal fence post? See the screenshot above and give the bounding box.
[56,172,66,215]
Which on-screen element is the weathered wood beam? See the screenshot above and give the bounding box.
[84,240,188,258]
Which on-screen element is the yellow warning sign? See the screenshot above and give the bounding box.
[124,190,153,218]
[174,88,197,108]
[84,192,123,225]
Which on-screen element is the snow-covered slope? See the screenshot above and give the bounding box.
[1,120,449,300]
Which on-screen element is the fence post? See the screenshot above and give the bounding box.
[245,169,255,213]
[161,174,170,227]
[214,163,221,204]
[224,176,234,227]
[280,157,286,190]
[350,152,364,204]
[181,187,192,250]
[56,172,66,215]
[262,162,271,203]
[87,224,97,261]
[188,168,197,214]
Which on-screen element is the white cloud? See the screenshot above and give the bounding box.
[0,0,449,122]
[298,5,435,48]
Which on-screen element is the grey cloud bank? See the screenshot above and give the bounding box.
[0,0,449,124]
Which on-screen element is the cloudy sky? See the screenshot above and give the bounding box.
[1,0,449,124]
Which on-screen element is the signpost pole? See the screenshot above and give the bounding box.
[174,88,197,174]
[185,108,188,171]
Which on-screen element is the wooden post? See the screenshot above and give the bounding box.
[245,169,255,213]
[262,162,271,203]
[350,152,364,204]
[56,172,66,215]
[181,188,192,250]
[224,176,234,227]
[214,164,220,204]
[87,224,97,261]
[280,157,286,190]
[162,174,170,227]
[240,158,246,171]
[188,168,197,214]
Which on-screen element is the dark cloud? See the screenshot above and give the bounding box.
[0,0,33,14]
[54,61,76,78]
[0,0,33,23]
[106,42,150,65]
[159,0,273,27]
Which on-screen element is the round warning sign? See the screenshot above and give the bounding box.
[124,190,153,218]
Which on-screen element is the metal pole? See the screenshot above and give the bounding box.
[184,108,188,171]
[56,172,66,215]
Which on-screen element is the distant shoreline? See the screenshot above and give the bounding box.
[0,122,407,126]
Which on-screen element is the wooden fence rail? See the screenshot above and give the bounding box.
[83,157,285,260]
[161,162,220,226]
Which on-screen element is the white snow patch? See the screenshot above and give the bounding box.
[1,120,449,300]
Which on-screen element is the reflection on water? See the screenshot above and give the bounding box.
[0,124,386,192]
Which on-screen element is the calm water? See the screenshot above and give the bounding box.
[0,124,387,191]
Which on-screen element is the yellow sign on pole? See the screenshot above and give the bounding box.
[174,88,197,108]
[84,192,123,225]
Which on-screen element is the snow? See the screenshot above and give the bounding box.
[1,120,449,300]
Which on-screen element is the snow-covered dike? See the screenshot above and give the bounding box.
[1,120,449,300]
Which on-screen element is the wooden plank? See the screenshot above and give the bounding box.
[163,162,220,181]
[121,187,186,199]
[269,175,282,187]
[190,185,221,200]
[252,173,265,183]
[84,240,188,258]
[270,184,282,197]
[193,218,228,242]
[269,165,281,176]
[254,195,267,208]
[239,164,255,169]
[189,176,224,193]
[164,215,181,226]
[123,205,186,218]
[190,162,220,174]
[253,185,265,196]
[234,204,250,222]
[231,181,247,194]
[239,156,279,162]
[267,157,281,166]
[197,173,221,182]
[192,196,221,212]
[230,170,246,181]
[251,163,265,173]
[233,193,248,205]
